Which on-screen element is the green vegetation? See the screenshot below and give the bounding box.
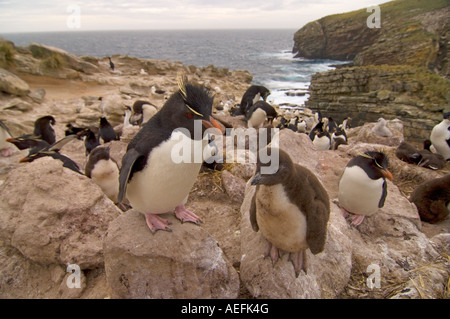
[40,54,65,70]
[0,41,16,68]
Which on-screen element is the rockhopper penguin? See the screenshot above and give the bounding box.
[33,115,56,145]
[250,147,330,276]
[430,111,450,161]
[118,76,224,233]
[85,146,120,203]
[338,151,393,226]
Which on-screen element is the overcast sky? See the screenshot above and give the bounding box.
[0,0,388,33]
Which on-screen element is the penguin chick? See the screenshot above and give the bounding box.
[372,118,392,137]
[85,146,120,203]
[0,120,14,156]
[429,112,450,160]
[395,141,421,165]
[250,147,330,276]
[409,174,450,224]
[338,151,393,226]
[34,115,56,145]
[416,140,446,170]
[118,76,224,233]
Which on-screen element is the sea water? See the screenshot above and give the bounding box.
[2,29,348,107]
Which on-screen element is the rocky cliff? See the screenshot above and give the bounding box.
[292,0,449,76]
[293,0,450,142]
[306,65,449,141]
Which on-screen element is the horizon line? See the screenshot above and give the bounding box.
[0,27,299,35]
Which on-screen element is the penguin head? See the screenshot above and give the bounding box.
[258,86,271,101]
[36,115,56,126]
[352,151,393,181]
[162,75,223,137]
[251,147,293,186]
[6,134,43,150]
[99,117,111,127]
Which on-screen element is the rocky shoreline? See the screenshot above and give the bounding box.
[0,38,449,299]
[292,0,449,142]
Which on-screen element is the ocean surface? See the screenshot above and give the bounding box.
[2,29,348,107]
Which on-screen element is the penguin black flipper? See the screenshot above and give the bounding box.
[305,200,329,254]
[379,180,388,208]
[118,148,143,204]
[48,134,79,152]
[299,166,330,254]
[249,190,259,232]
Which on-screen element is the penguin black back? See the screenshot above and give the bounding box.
[347,151,390,181]
[99,117,118,143]
[20,150,82,174]
[118,80,216,203]
[34,115,56,145]
[237,85,270,116]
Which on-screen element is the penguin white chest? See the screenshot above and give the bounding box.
[91,159,120,202]
[430,120,450,160]
[248,108,267,128]
[126,132,203,214]
[255,184,308,252]
[313,135,330,151]
[338,166,384,216]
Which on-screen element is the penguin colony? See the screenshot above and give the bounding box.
[1,80,449,278]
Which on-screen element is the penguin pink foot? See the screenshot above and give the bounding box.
[289,250,307,277]
[145,213,172,233]
[350,214,366,226]
[1,148,13,157]
[174,204,202,225]
[264,242,280,263]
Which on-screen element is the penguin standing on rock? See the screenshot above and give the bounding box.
[118,76,224,233]
[0,120,13,156]
[245,101,277,128]
[85,146,120,203]
[108,57,114,71]
[250,147,330,276]
[235,85,270,116]
[338,151,393,226]
[34,115,56,145]
[430,112,450,161]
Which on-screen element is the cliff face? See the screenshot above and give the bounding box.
[306,65,449,141]
[293,0,449,77]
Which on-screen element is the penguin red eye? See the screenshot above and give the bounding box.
[186,112,194,119]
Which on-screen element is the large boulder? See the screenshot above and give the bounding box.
[239,129,353,298]
[0,157,121,269]
[0,68,30,96]
[103,210,240,299]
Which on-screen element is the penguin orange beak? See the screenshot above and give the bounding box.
[6,137,17,143]
[382,169,393,181]
[19,156,31,163]
[202,116,224,134]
